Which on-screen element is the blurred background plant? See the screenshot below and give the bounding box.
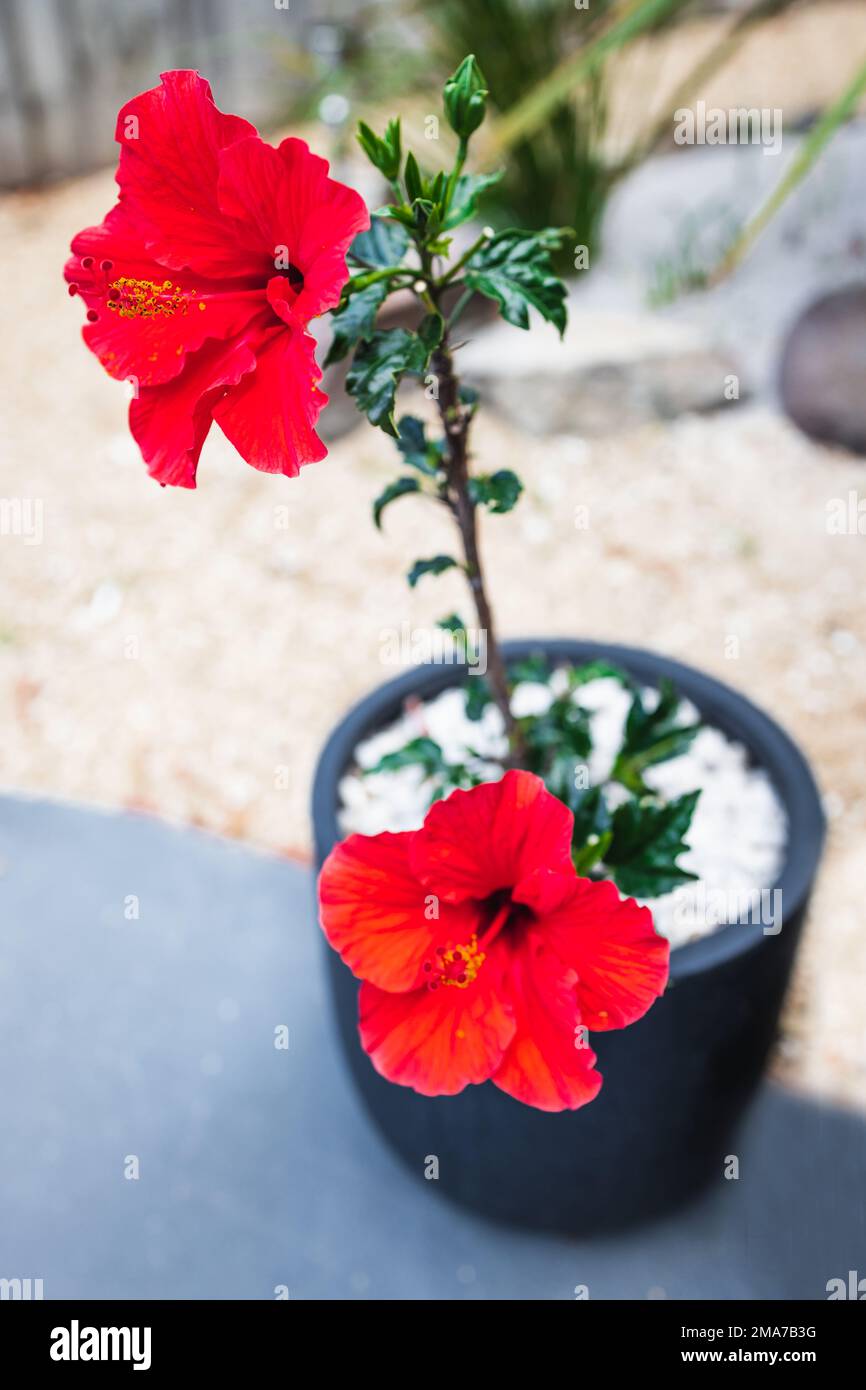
[275,0,850,278]
[2,0,860,289]
[281,0,693,266]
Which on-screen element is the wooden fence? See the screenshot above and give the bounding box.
[0,0,342,186]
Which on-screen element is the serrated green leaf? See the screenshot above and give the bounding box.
[325,281,388,367]
[345,330,431,436]
[443,170,504,230]
[349,217,409,269]
[396,416,443,476]
[604,791,700,898]
[464,228,571,336]
[407,554,458,588]
[612,678,701,794]
[468,469,523,514]
[372,476,421,530]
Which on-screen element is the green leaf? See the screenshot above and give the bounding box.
[464,677,491,721]
[364,736,446,778]
[521,696,592,769]
[345,330,431,436]
[468,469,523,514]
[325,281,388,367]
[349,217,409,270]
[418,312,444,353]
[362,732,491,799]
[380,202,418,231]
[404,152,424,203]
[372,477,421,530]
[612,678,701,794]
[407,555,458,588]
[464,228,571,336]
[444,55,488,140]
[443,170,503,230]
[411,198,442,238]
[571,786,611,845]
[509,653,550,685]
[438,613,465,634]
[604,791,700,899]
[570,660,636,690]
[396,416,443,476]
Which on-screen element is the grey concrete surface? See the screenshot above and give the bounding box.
[0,795,862,1300]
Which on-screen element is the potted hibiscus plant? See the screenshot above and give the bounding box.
[66,62,824,1232]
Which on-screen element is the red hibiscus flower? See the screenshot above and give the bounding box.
[64,71,369,488]
[318,769,670,1111]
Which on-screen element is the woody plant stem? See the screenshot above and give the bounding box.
[424,275,521,756]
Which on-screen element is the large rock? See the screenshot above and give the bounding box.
[458,310,744,436]
[780,286,866,456]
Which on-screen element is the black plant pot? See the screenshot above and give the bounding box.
[311,640,825,1234]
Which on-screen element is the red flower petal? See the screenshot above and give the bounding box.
[319,832,481,993]
[217,135,370,321]
[492,933,602,1112]
[409,769,574,903]
[541,877,670,1031]
[511,865,576,916]
[115,71,264,278]
[67,70,368,483]
[130,335,257,488]
[211,320,328,476]
[358,951,515,1096]
[65,205,264,387]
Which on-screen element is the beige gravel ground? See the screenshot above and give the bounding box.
[1,154,865,1113]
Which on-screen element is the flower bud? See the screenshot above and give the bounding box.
[443,55,488,141]
[356,118,402,182]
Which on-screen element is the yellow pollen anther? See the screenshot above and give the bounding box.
[426,934,485,990]
[106,276,191,320]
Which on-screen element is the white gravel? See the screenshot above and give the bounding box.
[338,674,788,949]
